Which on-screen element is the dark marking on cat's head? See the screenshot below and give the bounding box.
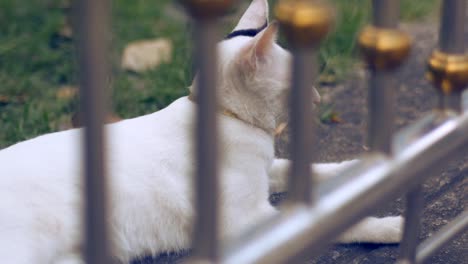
[225,21,268,40]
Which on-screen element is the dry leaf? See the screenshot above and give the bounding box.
[274,122,288,136]
[56,86,78,99]
[320,105,342,124]
[329,113,342,123]
[107,113,122,123]
[0,95,10,103]
[0,95,26,105]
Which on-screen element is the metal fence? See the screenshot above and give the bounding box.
[74,0,468,263]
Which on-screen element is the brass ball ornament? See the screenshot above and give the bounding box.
[275,0,334,47]
[426,50,468,95]
[358,25,412,71]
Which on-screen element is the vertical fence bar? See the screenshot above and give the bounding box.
[372,0,399,28]
[398,186,424,264]
[276,0,333,205]
[439,0,465,54]
[429,0,467,113]
[367,0,400,154]
[180,1,234,262]
[74,0,110,263]
[373,1,420,262]
[415,210,468,264]
[368,71,395,154]
[359,0,412,153]
[438,0,466,112]
[192,20,220,260]
[359,3,421,262]
[288,47,318,203]
[400,1,467,262]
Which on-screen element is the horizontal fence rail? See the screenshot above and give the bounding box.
[222,111,468,263]
[400,0,467,263]
[415,210,468,264]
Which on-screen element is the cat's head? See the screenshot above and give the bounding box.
[189,0,320,134]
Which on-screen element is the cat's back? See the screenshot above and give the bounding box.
[0,97,196,262]
[0,96,195,212]
[107,97,195,180]
[0,126,81,183]
[0,97,194,177]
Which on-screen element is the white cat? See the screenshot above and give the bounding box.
[0,0,402,263]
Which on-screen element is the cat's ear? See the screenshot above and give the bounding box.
[240,22,278,67]
[233,0,269,31]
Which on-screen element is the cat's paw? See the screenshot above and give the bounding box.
[372,215,404,243]
[338,216,403,244]
[55,254,85,264]
[314,159,361,181]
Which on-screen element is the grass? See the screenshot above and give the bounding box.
[0,0,439,148]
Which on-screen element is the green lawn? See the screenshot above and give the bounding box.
[0,0,438,148]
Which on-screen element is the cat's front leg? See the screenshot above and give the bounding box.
[268,158,359,194]
[54,254,85,264]
[268,159,403,244]
[337,216,403,243]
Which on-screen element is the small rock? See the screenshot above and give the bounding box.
[331,251,341,260]
[121,38,172,72]
[59,24,73,39]
[439,180,446,187]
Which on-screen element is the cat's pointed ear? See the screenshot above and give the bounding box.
[233,0,269,31]
[241,22,279,66]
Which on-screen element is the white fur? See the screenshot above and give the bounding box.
[0,1,402,263]
[233,0,268,31]
[268,159,361,194]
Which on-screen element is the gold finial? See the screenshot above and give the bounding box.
[358,25,412,71]
[275,0,334,47]
[426,50,468,95]
[181,0,235,19]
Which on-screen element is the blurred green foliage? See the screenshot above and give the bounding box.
[0,0,438,148]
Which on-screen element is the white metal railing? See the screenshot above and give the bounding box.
[74,0,468,263]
